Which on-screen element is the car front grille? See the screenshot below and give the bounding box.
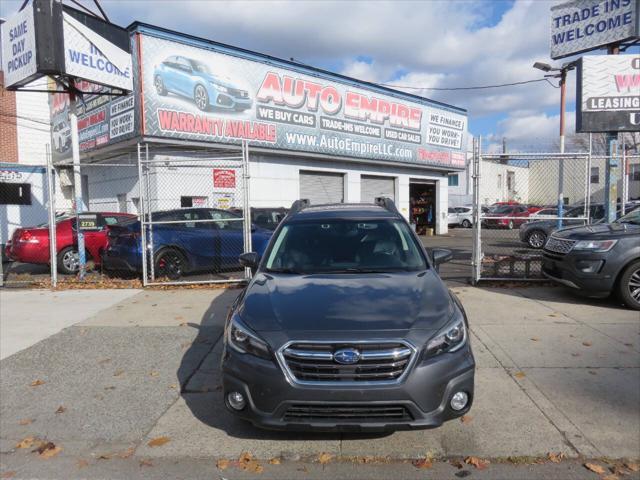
[279,342,415,384]
[229,87,249,98]
[544,236,576,255]
[283,404,413,422]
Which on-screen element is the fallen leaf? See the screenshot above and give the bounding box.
[97,453,112,460]
[1,471,16,479]
[412,458,433,469]
[118,447,135,459]
[318,452,333,464]
[98,358,111,365]
[626,463,640,472]
[149,371,159,377]
[139,459,153,467]
[602,475,620,480]
[179,322,187,327]
[113,369,125,377]
[449,459,464,469]
[238,452,264,473]
[175,316,184,321]
[16,437,36,449]
[18,418,34,425]
[169,384,178,390]
[76,459,89,469]
[465,456,490,470]
[514,371,526,379]
[610,465,629,476]
[216,459,230,470]
[30,379,45,387]
[104,386,116,391]
[582,341,593,347]
[585,463,606,474]
[461,415,473,424]
[55,405,66,414]
[36,442,62,459]
[548,452,565,463]
[548,314,557,317]
[530,337,540,342]
[147,436,170,447]
[268,457,281,465]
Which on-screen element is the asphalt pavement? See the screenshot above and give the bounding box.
[0,281,638,479]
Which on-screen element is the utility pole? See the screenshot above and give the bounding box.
[604,43,620,223]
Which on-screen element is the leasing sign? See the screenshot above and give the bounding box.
[139,32,467,169]
[576,54,640,132]
[550,0,640,59]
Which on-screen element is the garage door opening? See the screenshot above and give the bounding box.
[299,170,344,204]
[410,182,436,235]
[361,175,395,204]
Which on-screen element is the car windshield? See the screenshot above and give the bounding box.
[490,205,512,214]
[616,208,640,225]
[264,218,427,274]
[190,60,211,74]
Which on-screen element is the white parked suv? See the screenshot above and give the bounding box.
[447,206,473,228]
[52,121,71,153]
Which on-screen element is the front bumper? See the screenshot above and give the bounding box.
[222,343,475,431]
[542,251,615,296]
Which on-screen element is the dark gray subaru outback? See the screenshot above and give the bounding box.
[221,198,475,431]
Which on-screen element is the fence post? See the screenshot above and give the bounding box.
[242,140,252,280]
[144,144,156,282]
[471,137,482,285]
[621,139,627,216]
[137,143,148,287]
[46,144,58,289]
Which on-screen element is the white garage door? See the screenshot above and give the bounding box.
[299,171,344,204]
[361,175,395,203]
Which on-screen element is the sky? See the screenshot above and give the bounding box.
[1,0,637,151]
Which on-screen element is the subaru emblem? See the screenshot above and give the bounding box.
[333,348,361,365]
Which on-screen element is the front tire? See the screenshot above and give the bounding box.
[618,261,640,310]
[527,230,547,249]
[194,85,209,111]
[507,220,514,230]
[155,248,186,280]
[461,219,472,228]
[154,75,167,96]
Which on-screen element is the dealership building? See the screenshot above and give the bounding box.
[40,22,468,235]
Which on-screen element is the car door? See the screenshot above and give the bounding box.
[160,56,179,92]
[174,57,194,96]
[207,209,245,269]
[447,207,459,225]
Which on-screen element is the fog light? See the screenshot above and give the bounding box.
[450,391,469,411]
[227,391,246,411]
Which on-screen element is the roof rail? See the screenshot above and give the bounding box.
[289,198,311,215]
[374,197,399,215]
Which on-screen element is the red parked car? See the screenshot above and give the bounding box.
[482,204,531,230]
[5,212,135,274]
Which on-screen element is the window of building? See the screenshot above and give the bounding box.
[448,174,459,187]
[591,167,600,184]
[180,196,208,208]
[497,174,502,189]
[631,164,640,182]
[0,183,31,205]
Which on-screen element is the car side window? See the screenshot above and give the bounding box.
[176,57,192,72]
[208,210,242,230]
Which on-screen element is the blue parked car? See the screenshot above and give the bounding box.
[103,208,272,280]
[153,56,252,112]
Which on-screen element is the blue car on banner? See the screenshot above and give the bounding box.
[153,56,253,112]
[103,208,272,280]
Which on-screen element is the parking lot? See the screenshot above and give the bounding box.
[1,278,638,479]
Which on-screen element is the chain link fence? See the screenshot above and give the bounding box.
[137,142,251,286]
[471,137,640,282]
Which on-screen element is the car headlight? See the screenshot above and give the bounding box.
[425,314,467,357]
[211,83,228,93]
[226,316,271,359]
[572,239,617,252]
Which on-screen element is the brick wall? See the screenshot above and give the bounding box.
[0,71,19,163]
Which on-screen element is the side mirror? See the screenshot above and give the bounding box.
[432,248,453,270]
[239,252,260,272]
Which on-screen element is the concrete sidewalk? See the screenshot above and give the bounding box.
[0,289,140,360]
[0,284,638,479]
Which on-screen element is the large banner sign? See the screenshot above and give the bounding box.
[550,0,639,59]
[139,34,467,169]
[576,54,640,132]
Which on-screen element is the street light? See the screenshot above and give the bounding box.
[533,59,578,229]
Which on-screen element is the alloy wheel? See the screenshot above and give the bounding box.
[628,268,640,303]
[156,250,183,280]
[194,85,208,111]
[528,231,546,249]
[62,250,80,272]
[154,76,165,95]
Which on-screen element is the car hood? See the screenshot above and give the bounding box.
[553,222,640,239]
[201,72,239,89]
[238,270,453,332]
